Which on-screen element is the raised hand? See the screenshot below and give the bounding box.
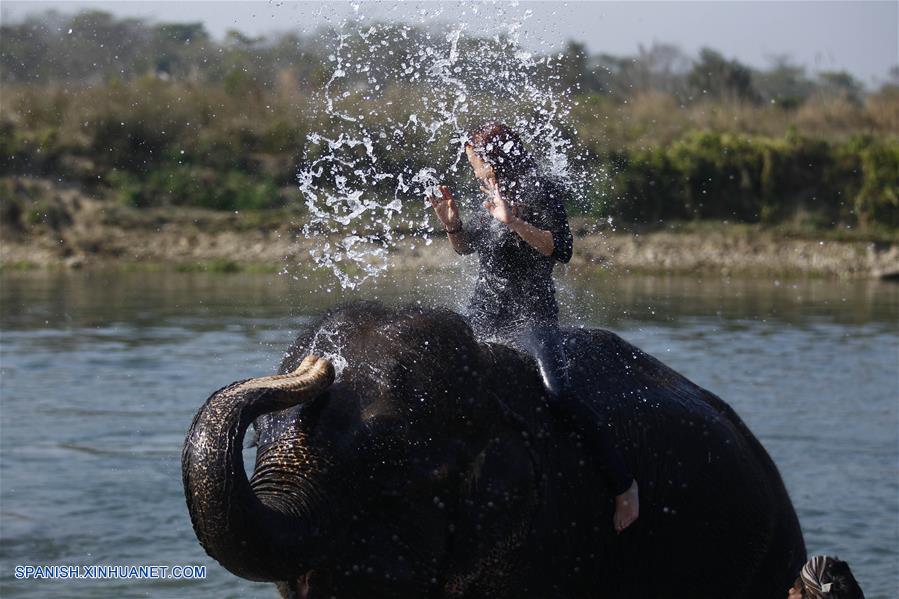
[428,185,462,230]
[481,176,518,225]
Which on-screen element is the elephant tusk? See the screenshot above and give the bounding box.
[233,355,335,401]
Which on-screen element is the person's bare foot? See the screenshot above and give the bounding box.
[613,480,639,533]
[787,577,803,599]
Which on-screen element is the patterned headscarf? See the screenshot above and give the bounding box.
[800,555,836,597]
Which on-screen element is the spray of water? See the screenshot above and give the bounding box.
[295,3,584,289]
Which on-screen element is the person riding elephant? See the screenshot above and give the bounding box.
[428,121,638,532]
[183,302,806,598]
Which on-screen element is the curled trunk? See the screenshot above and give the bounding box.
[181,356,334,581]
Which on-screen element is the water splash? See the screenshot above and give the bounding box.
[295,4,581,289]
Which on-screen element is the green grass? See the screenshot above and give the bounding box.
[174,259,242,273]
[0,259,39,271]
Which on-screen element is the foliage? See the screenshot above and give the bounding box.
[0,10,897,230]
[687,49,757,102]
[107,167,283,211]
[853,138,899,228]
[2,10,893,104]
[604,133,898,229]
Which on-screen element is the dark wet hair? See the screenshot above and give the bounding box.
[800,557,865,599]
[465,122,537,198]
[821,559,864,599]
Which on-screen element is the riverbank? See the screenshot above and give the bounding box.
[2,178,897,279]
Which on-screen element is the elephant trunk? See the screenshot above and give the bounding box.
[182,355,335,582]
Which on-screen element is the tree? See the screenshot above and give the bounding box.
[816,70,863,104]
[752,55,814,108]
[156,23,207,44]
[557,41,589,91]
[631,43,691,96]
[887,65,899,87]
[687,48,758,102]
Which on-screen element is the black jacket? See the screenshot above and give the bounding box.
[457,175,573,339]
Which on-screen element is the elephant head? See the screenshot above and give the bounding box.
[182,303,541,596]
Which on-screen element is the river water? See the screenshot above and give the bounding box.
[1,270,896,598]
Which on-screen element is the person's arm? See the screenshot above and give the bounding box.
[429,185,475,255]
[506,217,554,256]
[482,177,571,261]
[445,225,474,255]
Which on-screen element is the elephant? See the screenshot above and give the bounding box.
[182,302,806,598]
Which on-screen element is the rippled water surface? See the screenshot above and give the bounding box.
[1,271,896,598]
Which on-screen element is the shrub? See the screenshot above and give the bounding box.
[855,138,899,228]
[110,167,283,211]
[601,131,898,229]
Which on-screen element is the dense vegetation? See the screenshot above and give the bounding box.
[1,10,897,230]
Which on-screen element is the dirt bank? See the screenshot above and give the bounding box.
[2,177,897,279]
